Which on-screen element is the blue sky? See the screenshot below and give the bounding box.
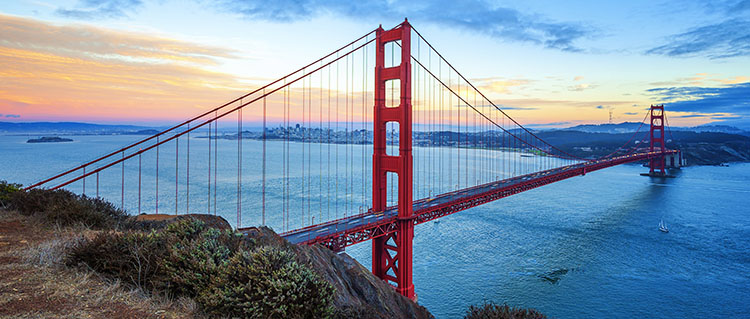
[0,0,748,128]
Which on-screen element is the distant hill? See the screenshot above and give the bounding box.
[562,122,644,134]
[536,130,750,165]
[680,124,750,136]
[561,122,750,136]
[0,122,155,134]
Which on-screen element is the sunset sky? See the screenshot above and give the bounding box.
[1,0,749,128]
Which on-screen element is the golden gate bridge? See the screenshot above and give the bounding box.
[24,19,681,300]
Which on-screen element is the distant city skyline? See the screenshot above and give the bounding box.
[1,1,748,128]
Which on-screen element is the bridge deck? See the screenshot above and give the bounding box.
[247,150,676,250]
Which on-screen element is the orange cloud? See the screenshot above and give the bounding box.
[472,77,530,95]
[0,14,255,122]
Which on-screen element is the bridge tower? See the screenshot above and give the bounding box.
[649,104,666,176]
[372,19,415,300]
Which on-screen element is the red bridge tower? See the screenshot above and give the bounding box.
[372,20,415,300]
[649,104,666,176]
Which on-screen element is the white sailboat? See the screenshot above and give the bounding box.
[659,220,669,233]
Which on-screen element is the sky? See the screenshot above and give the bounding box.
[0,0,749,128]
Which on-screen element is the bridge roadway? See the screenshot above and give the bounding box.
[259,150,677,251]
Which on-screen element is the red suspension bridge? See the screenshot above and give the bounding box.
[25,20,681,300]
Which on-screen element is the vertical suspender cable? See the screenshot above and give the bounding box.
[319,65,323,223]
[448,69,452,190]
[138,152,141,214]
[345,54,349,214]
[335,55,340,219]
[327,66,331,221]
[302,70,306,225]
[214,110,218,215]
[187,122,190,214]
[121,151,125,210]
[237,103,242,228]
[175,134,179,215]
[208,122,211,214]
[156,136,159,213]
[362,40,367,210]
[309,75,312,222]
[263,90,267,226]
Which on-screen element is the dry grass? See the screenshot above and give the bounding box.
[0,210,202,319]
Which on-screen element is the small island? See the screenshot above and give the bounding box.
[27,136,73,143]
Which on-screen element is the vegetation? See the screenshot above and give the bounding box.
[0,180,22,208]
[3,184,127,229]
[1,181,336,318]
[464,302,547,319]
[66,218,335,318]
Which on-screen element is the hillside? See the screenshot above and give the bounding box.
[0,184,433,319]
[536,130,750,165]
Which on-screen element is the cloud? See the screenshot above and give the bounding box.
[568,83,596,91]
[595,105,604,109]
[455,103,537,111]
[0,14,251,122]
[647,82,750,115]
[472,77,530,94]
[214,0,595,52]
[623,112,639,115]
[0,14,238,65]
[573,76,584,81]
[731,0,750,12]
[713,115,743,120]
[56,0,144,19]
[674,114,712,118]
[525,121,572,128]
[646,19,750,58]
[4,114,21,118]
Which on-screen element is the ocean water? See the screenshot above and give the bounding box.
[1,135,749,318]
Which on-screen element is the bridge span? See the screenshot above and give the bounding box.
[275,150,678,250]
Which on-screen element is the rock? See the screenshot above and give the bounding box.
[242,227,433,319]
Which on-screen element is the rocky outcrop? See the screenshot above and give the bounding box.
[243,227,433,319]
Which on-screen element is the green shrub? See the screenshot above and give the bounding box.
[0,180,22,208]
[9,187,126,228]
[66,218,334,318]
[198,246,335,319]
[464,302,546,319]
[66,230,168,290]
[161,225,244,296]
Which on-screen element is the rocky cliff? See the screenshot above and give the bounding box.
[243,227,433,319]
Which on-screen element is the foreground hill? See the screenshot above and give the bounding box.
[0,182,433,318]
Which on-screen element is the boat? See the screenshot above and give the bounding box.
[659,220,669,233]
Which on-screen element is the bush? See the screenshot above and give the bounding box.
[66,230,168,290]
[161,224,245,296]
[66,218,334,318]
[464,302,547,319]
[0,180,22,208]
[8,187,126,228]
[198,247,335,319]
